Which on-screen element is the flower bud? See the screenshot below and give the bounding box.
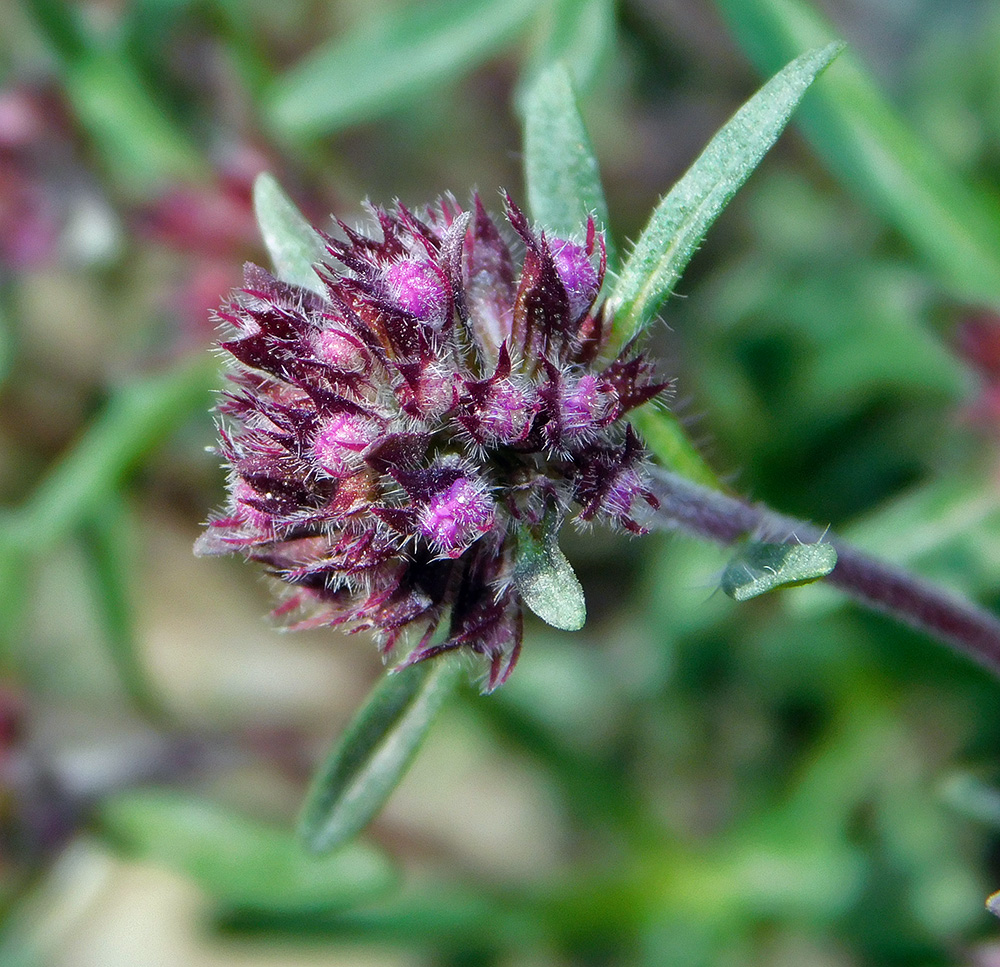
[418,475,496,558]
[314,327,369,371]
[233,479,276,531]
[560,373,616,438]
[313,413,376,476]
[477,381,539,445]
[201,193,667,687]
[385,259,450,329]
[550,239,599,321]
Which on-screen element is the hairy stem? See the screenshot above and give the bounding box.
[645,467,1000,678]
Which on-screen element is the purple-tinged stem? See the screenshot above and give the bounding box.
[645,467,1000,678]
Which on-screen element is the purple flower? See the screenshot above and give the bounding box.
[197,193,669,689]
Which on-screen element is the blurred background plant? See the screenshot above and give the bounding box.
[1,0,1000,965]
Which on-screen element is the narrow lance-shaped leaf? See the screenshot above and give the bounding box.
[714,0,1000,308]
[721,540,837,601]
[264,0,537,140]
[299,658,463,855]
[22,0,205,191]
[519,0,617,111]
[521,61,618,269]
[629,406,721,489]
[513,519,587,631]
[10,356,214,554]
[80,497,167,721]
[99,790,397,912]
[253,173,326,295]
[610,42,842,344]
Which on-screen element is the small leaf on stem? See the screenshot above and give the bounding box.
[722,540,837,601]
[252,173,326,295]
[513,520,587,631]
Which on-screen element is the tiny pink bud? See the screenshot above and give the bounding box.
[551,239,599,321]
[313,413,376,475]
[419,477,496,558]
[603,466,644,517]
[314,328,368,371]
[561,374,615,437]
[479,382,538,444]
[385,259,450,328]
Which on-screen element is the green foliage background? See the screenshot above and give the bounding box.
[1,0,1000,964]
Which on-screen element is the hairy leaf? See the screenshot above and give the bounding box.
[299,658,463,854]
[610,42,842,343]
[722,540,837,601]
[513,521,587,631]
[253,173,326,295]
[522,61,617,268]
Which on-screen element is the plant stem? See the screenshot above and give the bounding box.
[645,467,1000,677]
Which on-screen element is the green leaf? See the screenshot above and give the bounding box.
[629,406,721,488]
[513,520,587,631]
[65,51,205,191]
[79,498,166,721]
[610,42,842,343]
[721,540,837,601]
[299,658,463,855]
[521,61,617,269]
[0,543,29,667]
[23,0,91,64]
[714,0,1000,308]
[520,0,617,102]
[24,0,205,191]
[787,471,1000,620]
[253,173,326,295]
[9,356,214,555]
[217,881,532,947]
[99,790,397,912]
[264,0,537,140]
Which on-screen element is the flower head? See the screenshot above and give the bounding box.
[197,193,669,689]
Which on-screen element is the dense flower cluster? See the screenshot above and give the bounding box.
[197,193,668,688]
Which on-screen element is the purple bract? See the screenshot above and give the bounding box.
[197,192,669,689]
